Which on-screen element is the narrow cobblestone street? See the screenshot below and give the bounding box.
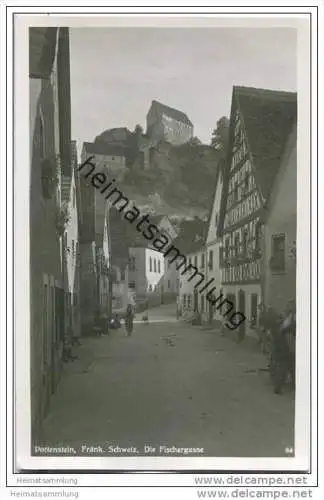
[38,305,295,458]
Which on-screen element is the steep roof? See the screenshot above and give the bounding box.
[218,86,297,236]
[234,86,297,200]
[83,141,126,158]
[148,214,164,226]
[150,100,193,126]
[261,122,297,224]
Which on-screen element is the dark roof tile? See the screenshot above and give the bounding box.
[234,86,297,200]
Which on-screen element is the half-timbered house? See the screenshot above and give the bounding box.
[218,86,297,340]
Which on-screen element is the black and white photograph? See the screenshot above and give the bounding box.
[7,9,317,483]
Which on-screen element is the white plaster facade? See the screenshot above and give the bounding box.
[128,247,165,297]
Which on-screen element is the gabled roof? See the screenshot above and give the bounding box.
[148,214,164,226]
[218,86,297,236]
[149,214,176,230]
[83,142,126,158]
[149,100,193,126]
[29,27,57,78]
[234,86,297,200]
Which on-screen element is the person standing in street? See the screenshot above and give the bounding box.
[125,304,134,337]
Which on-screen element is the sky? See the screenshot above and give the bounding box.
[70,27,297,150]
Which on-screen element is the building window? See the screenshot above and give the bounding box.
[183,294,186,307]
[255,222,262,252]
[148,284,152,292]
[129,280,136,289]
[76,242,80,267]
[72,239,75,258]
[208,250,213,270]
[201,253,205,269]
[219,246,223,268]
[168,280,171,289]
[158,260,161,273]
[242,230,248,257]
[201,295,204,313]
[270,234,286,272]
[225,239,229,259]
[215,212,219,227]
[153,259,157,272]
[72,187,76,207]
[149,256,152,272]
[250,294,258,328]
[244,173,250,193]
[234,233,240,258]
[187,294,192,308]
[129,256,136,271]
[233,184,239,201]
[194,255,198,268]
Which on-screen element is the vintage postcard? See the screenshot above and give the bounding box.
[4,5,319,491]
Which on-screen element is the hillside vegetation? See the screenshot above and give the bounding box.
[121,141,221,218]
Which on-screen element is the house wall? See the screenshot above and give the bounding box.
[79,151,127,240]
[92,152,126,182]
[204,169,224,324]
[65,169,80,338]
[30,28,72,440]
[263,139,297,316]
[79,148,95,243]
[178,249,205,315]
[79,242,97,333]
[128,247,147,297]
[146,104,193,145]
[128,247,165,299]
[97,247,110,318]
[65,170,78,299]
[30,76,62,438]
[145,248,165,292]
[111,265,133,315]
[161,114,193,145]
[221,283,261,336]
[163,259,179,295]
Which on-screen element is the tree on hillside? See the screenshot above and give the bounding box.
[210,116,229,155]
